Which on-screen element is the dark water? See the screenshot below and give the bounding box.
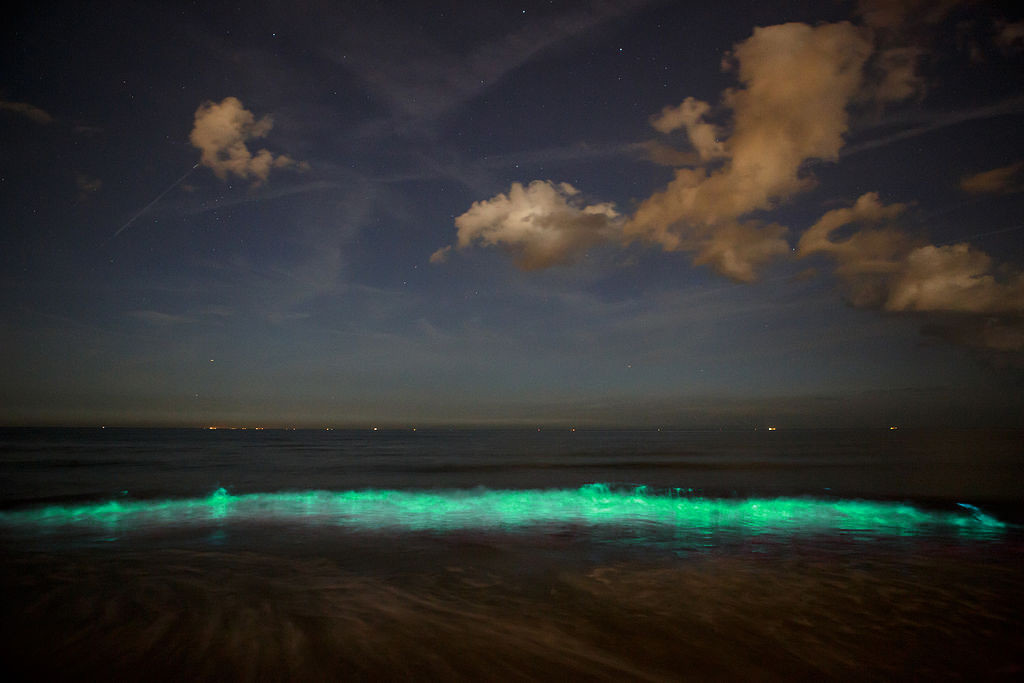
[2,427,1022,680]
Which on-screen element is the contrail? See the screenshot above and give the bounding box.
[109,163,200,240]
[938,223,1024,247]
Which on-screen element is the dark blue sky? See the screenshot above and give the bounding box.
[2,0,1023,427]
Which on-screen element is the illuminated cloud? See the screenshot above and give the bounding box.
[649,97,727,161]
[798,192,911,273]
[855,1,966,105]
[0,99,54,124]
[871,46,926,102]
[442,20,880,281]
[885,245,1024,315]
[446,21,907,281]
[448,180,621,270]
[960,162,1024,194]
[625,21,872,281]
[429,245,452,264]
[446,16,964,282]
[800,193,1024,350]
[798,193,914,308]
[440,8,1024,351]
[189,97,308,184]
[688,221,790,284]
[636,22,871,225]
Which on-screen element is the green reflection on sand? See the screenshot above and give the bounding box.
[0,484,1006,537]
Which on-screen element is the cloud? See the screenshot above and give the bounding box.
[855,0,966,105]
[870,46,926,102]
[438,10,1024,353]
[885,244,1024,315]
[798,192,911,271]
[444,15,985,283]
[649,97,727,161]
[429,245,452,264]
[442,20,911,282]
[75,173,102,200]
[687,221,790,283]
[637,140,701,167]
[798,192,915,308]
[446,180,621,270]
[0,99,54,124]
[799,193,1024,350]
[856,0,962,31]
[189,97,308,184]
[995,20,1024,53]
[960,162,1024,194]
[921,318,1024,355]
[623,21,873,281]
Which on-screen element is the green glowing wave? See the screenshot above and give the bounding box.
[0,485,1006,537]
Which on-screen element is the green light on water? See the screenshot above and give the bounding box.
[0,484,1006,538]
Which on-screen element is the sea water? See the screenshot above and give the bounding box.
[1,427,1022,680]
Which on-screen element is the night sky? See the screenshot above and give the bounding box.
[2,0,1023,428]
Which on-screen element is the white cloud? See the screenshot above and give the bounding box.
[450,180,621,270]
[189,97,308,184]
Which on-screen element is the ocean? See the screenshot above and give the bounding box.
[1,427,1022,680]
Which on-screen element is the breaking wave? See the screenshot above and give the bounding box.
[0,484,1006,537]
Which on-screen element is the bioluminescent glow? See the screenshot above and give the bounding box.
[0,485,1006,538]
